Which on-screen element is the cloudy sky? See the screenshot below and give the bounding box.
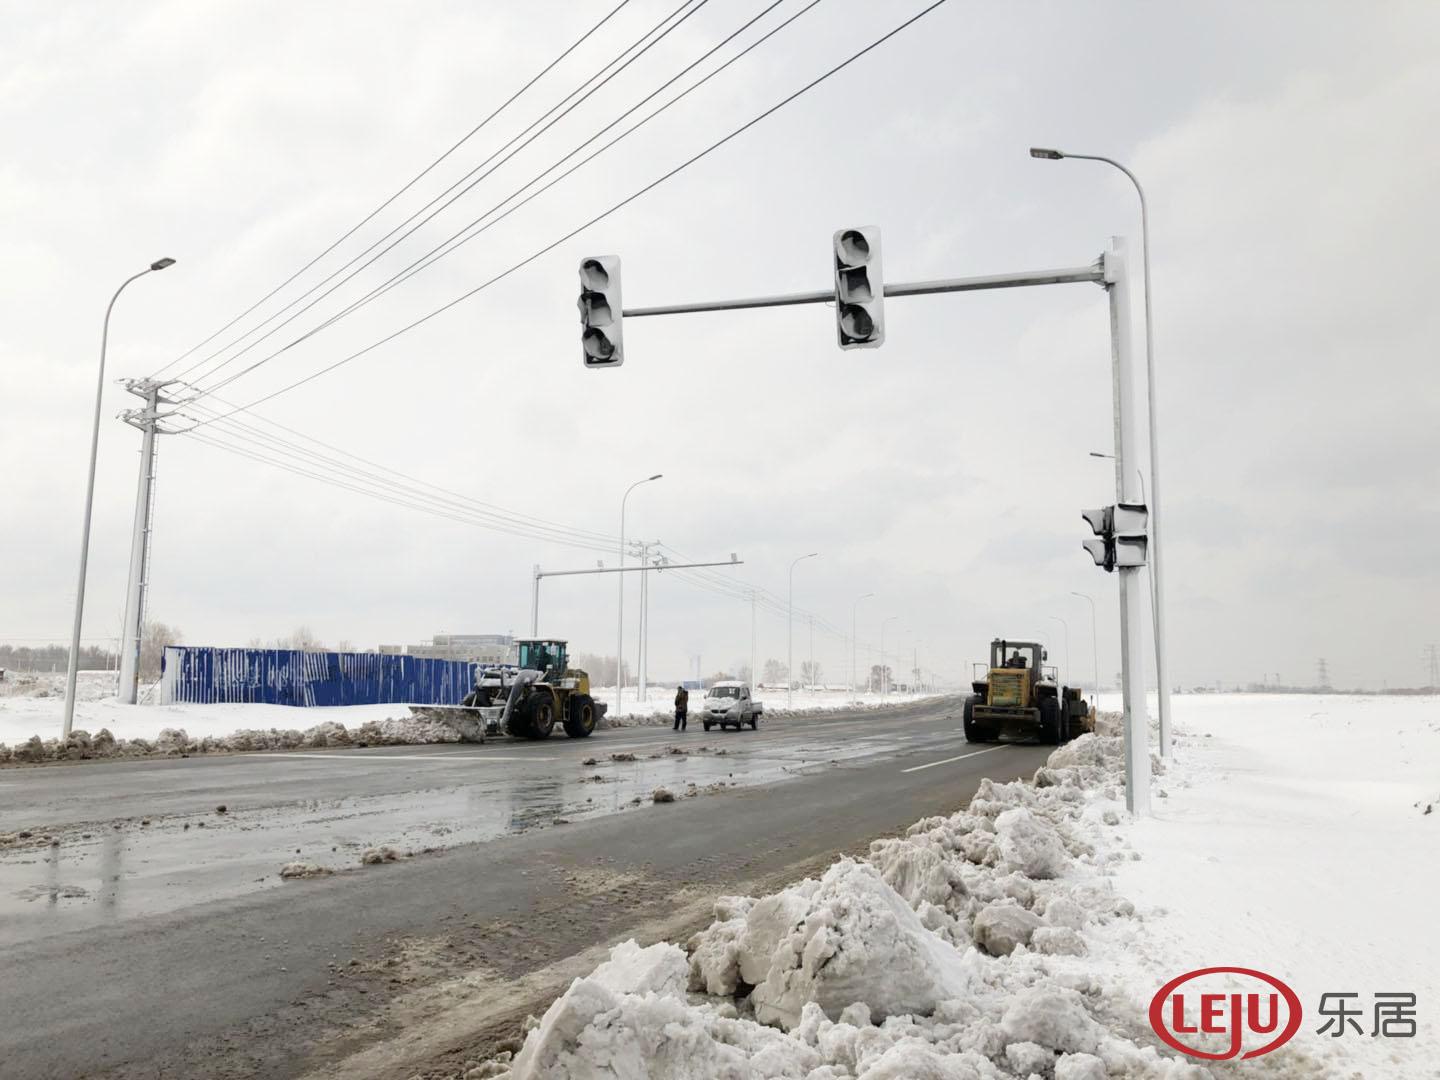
[3,0,1437,692]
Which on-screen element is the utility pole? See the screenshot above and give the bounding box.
[808,614,814,693]
[117,378,178,705]
[881,615,898,699]
[787,552,819,709]
[635,541,649,702]
[851,591,873,700]
[749,590,757,699]
[1426,644,1439,691]
[1316,658,1331,691]
[616,474,662,712]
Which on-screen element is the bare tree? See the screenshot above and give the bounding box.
[762,658,787,685]
[140,620,182,678]
[801,660,823,687]
[276,626,325,651]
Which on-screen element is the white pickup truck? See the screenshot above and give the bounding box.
[701,681,763,731]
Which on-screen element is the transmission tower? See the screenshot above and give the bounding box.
[1315,658,1331,690]
[1426,644,1439,691]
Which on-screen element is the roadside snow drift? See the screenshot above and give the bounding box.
[486,724,1214,1080]
[481,694,1439,1078]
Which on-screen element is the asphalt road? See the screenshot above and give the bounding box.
[0,697,1052,1080]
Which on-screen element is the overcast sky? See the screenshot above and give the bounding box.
[3,0,1437,691]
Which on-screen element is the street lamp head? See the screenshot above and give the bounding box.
[1029,147,1065,160]
[648,473,663,481]
[1088,451,1113,459]
[150,257,177,271]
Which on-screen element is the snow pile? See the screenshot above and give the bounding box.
[0,711,468,764]
[481,726,1229,1079]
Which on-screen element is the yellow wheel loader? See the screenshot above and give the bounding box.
[963,638,1090,745]
[410,638,604,741]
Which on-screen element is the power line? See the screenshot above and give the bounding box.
[177,400,622,551]
[181,0,952,427]
[183,0,822,405]
[150,0,634,381]
[177,0,712,392]
[189,398,620,544]
[184,426,622,555]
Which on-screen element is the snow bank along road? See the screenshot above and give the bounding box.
[0,695,1052,1079]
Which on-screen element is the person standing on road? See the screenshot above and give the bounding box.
[673,685,689,732]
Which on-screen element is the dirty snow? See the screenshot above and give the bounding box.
[476,693,1439,1079]
[0,672,937,761]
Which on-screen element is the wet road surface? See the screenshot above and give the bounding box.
[0,696,1052,1079]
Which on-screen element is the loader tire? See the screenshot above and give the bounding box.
[1039,696,1062,745]
[564,694,596,738]
[515,692,554,740]
[963,695,987,743]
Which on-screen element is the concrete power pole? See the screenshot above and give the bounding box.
[117,379,174,705]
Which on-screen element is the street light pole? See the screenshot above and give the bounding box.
[1071,591,1099,706]
[787,552,819,709]
[1049,615,1070,688]
[851,592,874,699]
[616,473,661,713]
[63,257,175,736]
[1032,146,1171,757]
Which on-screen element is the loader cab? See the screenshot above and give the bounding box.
[516,638,568,677]
[990,639,1043,674]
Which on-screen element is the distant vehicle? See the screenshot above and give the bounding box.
[409,638,605,741]
[963,638,1090,744]
[701,681,763,731]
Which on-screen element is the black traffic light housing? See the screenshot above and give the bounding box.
[833,226,884,349]
[579,256,623,367]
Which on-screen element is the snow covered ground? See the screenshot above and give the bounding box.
[0,671,936,755]
[1092,693,1439,1078]
[472,692,1438,1079]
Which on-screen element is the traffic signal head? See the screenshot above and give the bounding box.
[1082,506,1115,571]
[833,226,884,349]
[1112,502,1149,568]
[578,256,623,367]
[1081,503,1149,571]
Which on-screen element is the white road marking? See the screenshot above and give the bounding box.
[265,752,549,763]
[900,745,1011,773]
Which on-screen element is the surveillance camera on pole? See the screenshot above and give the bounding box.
[1081,503,1148,572]
[833,227,884,349]
[578,256,623,367]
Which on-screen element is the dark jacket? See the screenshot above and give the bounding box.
[674,688,689,712]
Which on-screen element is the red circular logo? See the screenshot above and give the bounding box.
[1149,967,1302,1060]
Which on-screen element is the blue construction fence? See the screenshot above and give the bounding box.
[158,646,475,707]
